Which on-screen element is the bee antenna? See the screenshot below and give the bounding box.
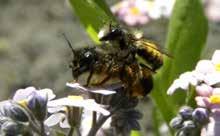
[62,33,76,55]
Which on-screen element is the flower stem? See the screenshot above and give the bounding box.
[92,111,97,128]
[68,127,74,136]
[40,121,46,136]
[76,127,81,136]
[88,114,111,136]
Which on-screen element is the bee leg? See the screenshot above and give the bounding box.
[91,75,111,86]
[69,64,78,82]
[139,63,156,73]
[85,70,94,87]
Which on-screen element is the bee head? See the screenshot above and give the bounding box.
[71,47,97,78]
[98,25,124,41]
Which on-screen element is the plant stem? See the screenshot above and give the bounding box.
[92,111,97,128]
[88,114,111,136]
[76,127,81,136]
[68,127,74,136]
[40,121,46,136]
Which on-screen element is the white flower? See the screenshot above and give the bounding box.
[48,96,109,116]
[167,50,220,95]
[167,72,198,95]
[195,60,216,74]
[80,109,111,136]
[45,95,110,128]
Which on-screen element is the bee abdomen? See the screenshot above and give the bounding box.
[136,48,163,71]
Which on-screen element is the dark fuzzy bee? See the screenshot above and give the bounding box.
[63,35,153,97]
[98,24,170,72]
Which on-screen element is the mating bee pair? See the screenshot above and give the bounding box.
[64,24,167,97]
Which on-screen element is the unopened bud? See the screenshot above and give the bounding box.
[179,106,193,120]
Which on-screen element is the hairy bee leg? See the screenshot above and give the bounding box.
[91,75,111,86]
[91,59,113,86]
[85,70,94,87]
[69,64,78,82]
[139,63,155,73]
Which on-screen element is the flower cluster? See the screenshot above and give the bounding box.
[0,84,114,135]
[111,0,175,26]
[167,50,220,135]
[204,0,220,23]
[0,87,55,135]
[170,106,209,136]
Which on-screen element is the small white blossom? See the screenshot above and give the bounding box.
[167,50,220,95]
[47,96,110,116]
[167,72,198,95]
[45,95,110,128]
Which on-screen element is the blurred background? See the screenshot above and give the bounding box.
[0,0,220,135]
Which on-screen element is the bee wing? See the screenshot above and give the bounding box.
[136,39,173,58]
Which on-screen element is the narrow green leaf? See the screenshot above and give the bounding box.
[152,107,161,136]
[131,130,141,136]
[151,0,208,134]
[68,0,115,43]
[162,0,208,90]
[93,0,114,16]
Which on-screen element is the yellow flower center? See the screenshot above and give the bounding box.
[215,63,220,72]
[17,100,28,107]
[130,7,140,15]
[67,95,83,101]
[210,95,220,104]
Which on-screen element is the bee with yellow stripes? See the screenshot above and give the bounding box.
[98,24,170,72]
[63,34,153,97]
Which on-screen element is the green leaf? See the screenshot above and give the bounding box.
[131,130,141,136]
[151,0,208,133]
[68,0,115,43]
[162,0,208,90]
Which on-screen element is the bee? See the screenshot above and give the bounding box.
[98,24,170,72]
[63,34,153,97]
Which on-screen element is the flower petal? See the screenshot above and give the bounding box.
[195,60,215,74]
[212,50,220,65]
[47,106,66,113]
[44,113,66,127]
[66,82,88,91]
[13,87,37,101]
[47,97,84,107]
[91,90,116,95]
[195,96,210,107]
[82,99,110,116]
[204,72,220,85]
[196,84,213,97]
[212,88,220,95]
[38,88,56,100]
